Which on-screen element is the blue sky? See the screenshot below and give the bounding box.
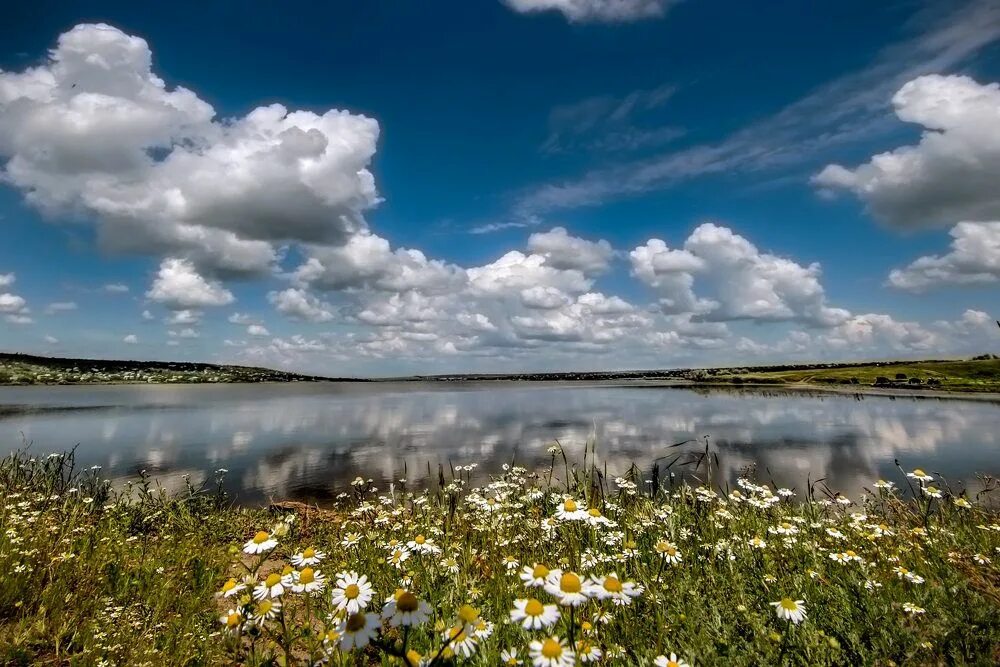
[1,0,998,376]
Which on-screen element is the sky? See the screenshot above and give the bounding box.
[0,0,998,377]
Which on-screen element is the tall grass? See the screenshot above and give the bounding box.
[1,445,998,665]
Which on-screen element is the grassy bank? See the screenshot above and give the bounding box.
[1,449,998,665]
[695,358,1000,393]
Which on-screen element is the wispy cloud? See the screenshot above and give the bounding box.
[542,83,683,154]
[515,0,1000,215]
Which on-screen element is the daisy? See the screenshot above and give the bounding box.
[587,573,642,605]
[907,469,933,482]
[654,653,690,667]
[291,567,326,594]
[332,571,374,613]
[341,532,362,547]
[501,648,523,666]
[441,624,478,658]
[953,497,972,509]
[576,640,602,663]
[873,480,895,490]
[253,570,293,600]
[219,608,242,632]
[902,602,925,615]
[217,577,246,598]
[503,555,521,571]
[584,507,612,527]
[521,563,551,587]
[770,597,807,624]
[529,636,575,667]
[510,598,560,629]
[291,546,325,567]
[769,522,798,536]
[555,497,586,521]
[921,486,943,499]
[655,540,683,565]
[440,556,460,574]
[243,530,277,555]
[336,612,380,651]
[386,547,411,569]
[250,599,281,625]
[748,537,767,550]
[382,589,432,627]
[407,534,442,555]
[544,570,591,607]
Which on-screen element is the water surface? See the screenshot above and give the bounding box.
[1,382,997,504]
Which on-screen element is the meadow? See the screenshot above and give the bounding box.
[0,445,998,666]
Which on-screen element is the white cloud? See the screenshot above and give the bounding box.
[0,23,380,277]
[631,223,850,327]
[520,286,572,310]
[44,301,77,314]
[44,335,58,344]
[0,293,28,314]
[165,308,200,325]
[888,221,1000,291]
[247,324,270,337]
[228,312,254,325]
[123,334,138,344]
[468,251,592,295]
[527,226,613,274]
[0,273,14,288]
[502,0,677,23]
[141,309,154,321]
[268,288,335,322]
[102,283,130,293]
[815,75,1000,228]
[168,327,199,339]
[145,257,234,309]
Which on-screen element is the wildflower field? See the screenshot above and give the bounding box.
[1,447,998,666]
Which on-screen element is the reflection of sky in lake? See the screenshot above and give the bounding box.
[1,383,998,504]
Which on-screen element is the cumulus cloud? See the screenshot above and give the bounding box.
[102,283,130,293]
[631,223,850,327]
[888,221,1000,291]
[145,257,234,309]
[815,75,1000,228]
[268,288,335,322]
[0,23,380,277]
[527,226,614,274]
[0,273,31,324]
[165,308,200,325]
[502,0,677,23]
[123,334,138,344]
[247,324,270,337]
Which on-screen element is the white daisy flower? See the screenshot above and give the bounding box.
[543,570,591,607]
[529,636,575,667]
[336,612,380,651]
[770,597,807,624]
[381,589,432,627]
[331,571,374,613]
[243,530,277,555]
[509,598,560,629]
[291,567,326,594]
[291,546,325,566]
[654,653,690,667]
[586,573,642,605]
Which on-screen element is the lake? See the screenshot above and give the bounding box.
[1,382,998,504]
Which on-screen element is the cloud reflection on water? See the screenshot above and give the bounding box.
[0,383,997,503]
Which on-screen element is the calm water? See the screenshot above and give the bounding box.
[1,382,998,504]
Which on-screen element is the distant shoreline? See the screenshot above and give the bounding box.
[2,351,998,394]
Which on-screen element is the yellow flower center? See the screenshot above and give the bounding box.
[325,629,339,641]
[345,613,366,632]
[265,573,281,588]
[524,599,545,616]
[344,583,361,599]
[779,598,798,611]
[281,565,294,576]
[415,534,426,544]
[222,578,237,592]
[913,469,926,477]
[532,564,550,578]
[588,508,601,517]
[257,600,273,615]
[781,522,792,529]
[487,498,497,505]
[303,547,316,558]
[407,650,423,664]
[252,531,270,544]
[603,576,623,593]
[668,661,679,667]
[299,568,314,584]
[846,550,856,558]
[458,604,479,624]
[397,591,419,612]
[563,499,578,512]
[560,572,582,593]
[226,612,240,627]
[541,638,563,658]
